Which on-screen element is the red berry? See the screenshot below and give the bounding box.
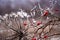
[23,21,27,26]
[32,38,36,40]
[44,11,48,16]
[37,21,42,26]
[24,23,27,26]
[44,35,48,38]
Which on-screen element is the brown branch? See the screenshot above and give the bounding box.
[34,20,52,34]
[48,33,60,37]
[6,34,19,40]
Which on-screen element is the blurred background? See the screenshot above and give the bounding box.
[0,0,60,40]
[0,0,60,17]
